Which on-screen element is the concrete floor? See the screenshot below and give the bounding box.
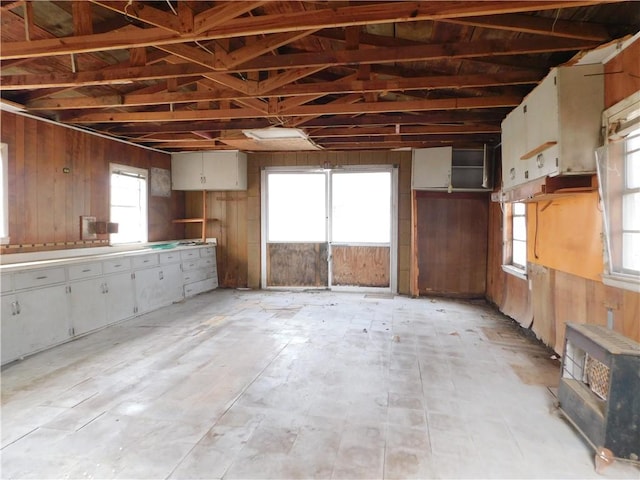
[1,289,639,479]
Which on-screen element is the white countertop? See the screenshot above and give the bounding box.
[0,239,216,271]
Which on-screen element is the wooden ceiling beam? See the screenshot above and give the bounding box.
[307,124,501,137]
[88,1,182,34]
[0,1,614,60]
[0,40,555,92]
[192,1,268,35]
[72,1,94,36]
[69,94,521,124]
[318,133,498,144]
[235,37,599,72]
[439,14,611,41]
[216,29,320,70]
[0,62,214,90]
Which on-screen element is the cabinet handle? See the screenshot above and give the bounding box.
[11,301,17,315]
[36,275,48,280]
[105,284,109,294]
[15,301,21,315]
[159,271,164,280]
[143,259,149,263]
[82,268,91,273]
[114,264,122,268]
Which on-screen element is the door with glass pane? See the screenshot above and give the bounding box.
[330,170,394,290]
[263,171,329,288]
[262,167,396,291]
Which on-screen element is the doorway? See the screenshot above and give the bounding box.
[261,166,397,292]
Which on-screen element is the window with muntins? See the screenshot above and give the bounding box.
[110,164,148,245]
[502,201,527,278]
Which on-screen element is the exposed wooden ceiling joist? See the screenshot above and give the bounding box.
[1,0,636,152]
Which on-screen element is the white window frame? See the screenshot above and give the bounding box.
[0,143,8,245]
[597,92,640,292]
[501,201,528,280]
[109,163,148,245]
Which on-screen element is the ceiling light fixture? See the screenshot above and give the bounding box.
[242,127,309,141]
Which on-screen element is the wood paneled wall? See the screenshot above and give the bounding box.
[415,191,489,298]
[1,112,185,253]
[486,38,640,350]
[187,150,412,294]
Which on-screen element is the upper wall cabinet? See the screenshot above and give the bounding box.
[171,150,248,191]
[501,64,604,191]
[412,146,492,191]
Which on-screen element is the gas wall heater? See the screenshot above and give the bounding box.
[558,323,640,462]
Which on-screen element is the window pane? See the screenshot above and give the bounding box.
[513,239,526,268]
[623,192,640,231]
[513,216,527,242]
[622,232,640,273]
[331,172,390,243]
[267,173,326,242]
[626,128,640,151]
[626,149,640,189]
[513,202,526,215]
[110,170,147,245]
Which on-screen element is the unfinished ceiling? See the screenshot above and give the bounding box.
[1,1,638,152]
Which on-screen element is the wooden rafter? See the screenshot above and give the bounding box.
[0,1,613,60]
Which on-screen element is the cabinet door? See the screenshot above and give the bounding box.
[523,71,558,157]
[2,294,21,364]
[105,272,136,324]
[171,152,204,190]
[158,263,184,305]
[411,147,452,189]
[201,151,247,190]
[501,105,527,190]
[134,266,163,314]
[69,278,108,336]
[15,285,70,357]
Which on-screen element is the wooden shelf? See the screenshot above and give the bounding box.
[173,190,212,243]
[172,218,218,224]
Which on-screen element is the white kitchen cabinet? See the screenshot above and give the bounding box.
[501,63,604,191]
[412,146,491,191]
[412,146,452,189]
[1,245,218,365]
[1,284,70,364]
[171,150,247,190]
[134,262,183,314]
[104,271,136,324]
[183,245,218,296]
[68,277,107,336]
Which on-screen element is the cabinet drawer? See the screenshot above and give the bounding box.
[183,268,207,284]
[200,257,216,269]
[200,246,215,258]
[1,274,13,294]
[182,259,200,272]
[184,277,216,297]
[68,262,103,280]
[159,251,181,264]
[180,249,199,260]
[132,254,158,269]
[103,258,131,274]
[14,267,66,290]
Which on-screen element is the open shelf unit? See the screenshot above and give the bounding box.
[172,190,217,243]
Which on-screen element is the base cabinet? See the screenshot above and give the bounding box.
[1,245,218,366]
[1,285,70,364]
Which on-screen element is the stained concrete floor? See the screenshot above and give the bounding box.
[1,289,639,480]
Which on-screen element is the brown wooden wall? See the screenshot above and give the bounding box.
[415,191,489,298]
[486,37,640,350]
[0,112,185,253]
[186,150,412,294]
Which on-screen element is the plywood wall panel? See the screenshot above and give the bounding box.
[332,246,390,287]
[267,242,328,287]
[529,264,556,347]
